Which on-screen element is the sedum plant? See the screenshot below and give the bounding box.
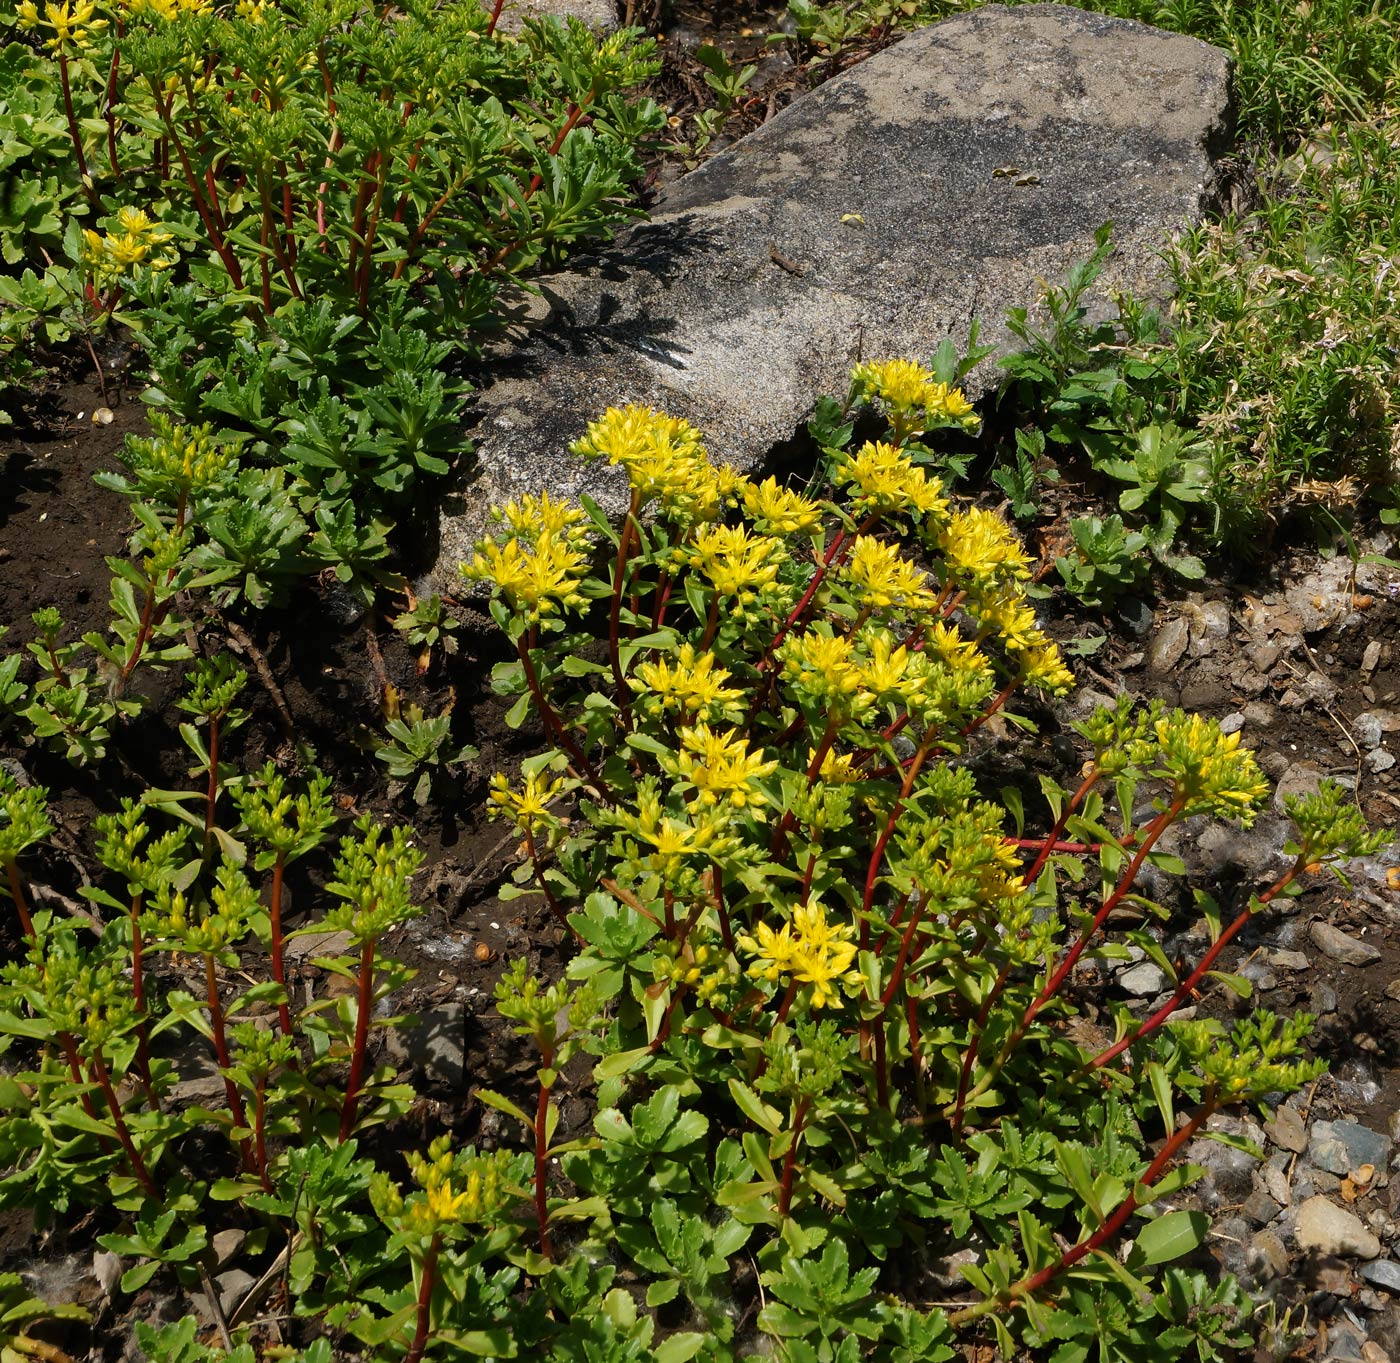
[464,355,1388,1361]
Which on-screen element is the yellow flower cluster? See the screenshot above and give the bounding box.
[487,769,564,830]
[461,491,589,625]
[120,0,209,20]
[834,441,950,523]
[688,523,786,606]
[611,780,734,880]
[629,643,744,723]
[851,358,978,431]
[741,476,823,535]
[737,901,858,1009]
[16,0,105,49]
[1154,711,1270,823]
[672,724,778,810]
[842,535,935,611]
[378,1138,521,1239]
[82,208,175,284]
[572,404,717,520]
[937,508,1033,593]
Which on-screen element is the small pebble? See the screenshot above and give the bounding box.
[1361,1259,1400,1292]
[1295,1195,1382,1259]
[1310,921,1382,965]
[1219,711,1245,735]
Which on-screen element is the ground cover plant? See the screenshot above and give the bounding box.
[4,0,1400,1358]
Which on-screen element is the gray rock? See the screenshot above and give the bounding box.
[1362,1260,1400,1292]
[1195,599,1231,640]
[1148,617,1191,674]
[1186,1121,1261,1204]
[216,1268,256,1319]
[1267,1103,1309,1154]
[1117,598,1154,637]
[1356,712,1387,750]
[1367,749,1397,774]
[1270,949,1312,972]
[1242,1187,1281,1225]
[383,1001,467,1092]
[1263,1152,1293,1206]
[429,4,1235,584]
[1118,960,1166,996]
[1308,1120,1393,1177]
[1218,711,1245,735]
[1240,959,1278,992]
[210,1229,246,1270]
[1274,762,1325,814]
[1243,700,1277,727]
[1295,1196,1382,1260]
[1363,641,1384,674]
[1312,982,1339,1015]
[1246,641,1283,672]
[1248,1227,1291,1281]
[494,0,615,32]
[1311,920,1383,965]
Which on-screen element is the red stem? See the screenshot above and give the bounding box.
[1024,765,1101,883]
[1086,860,1305,1072]
[338,937,377,1141]
[57,52,92,196]
[403,1234,441,1363]
[89,1052,160,1199]
[203,715,221,861]
[608,502,639,724]
[205,954,254,1168]
[269,852,293,1037]
[515,639,609,798]
[1023,795,1184,1028]
[5,860,34,940]
[484,0,505,35]
[777,1098,809,1218]
[253,1075,272,1193]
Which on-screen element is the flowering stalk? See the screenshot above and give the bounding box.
[403,1233,442,1363]
[252,1075,273,1194]
[268,852,293,1037]
[4,859,35,941]
[127,895,157,1108]
[534,1046,554,1260]
[88,1052,160,1200]
[338,937,378,1142]
[515,638,609,798]
[777,1097,809,1219]
[608,492,642,725]
[1085,856,1306,1073]
[204,954,254,1170]
[1023,793,1185,1027]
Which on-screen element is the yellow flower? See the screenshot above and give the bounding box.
[852,358,940,411]
[806,746,861,784]
[1154,711,1270,822]
[843,535,934,610]
[858,629,924,704]
[740,476,823,534]
[20,0,107,48]
[571,405,718,520]
[971,588,1044,654]
[487,770,564,829]
[850,358,979,433]
[925,621,989,676]
[834,441,950,522]
[778,629,869,717]
[1017,642,1075,695]
[612,782,731,879]
[673,724,778,810]
[737,918,802,984]
[630,643,744,722]
[461,497,590,625]
[938,509,1033,591]
[689,523,785,602]
[498,489,586,545]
